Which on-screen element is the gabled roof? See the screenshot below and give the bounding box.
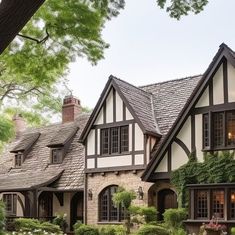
[142,43,235,181]
[47,126,79,148]
[0,113,90,191]
[10,132,40,153]
[0,0,45,54]
[80,76,161,142]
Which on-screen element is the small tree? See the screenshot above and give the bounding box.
[112,187,136,234]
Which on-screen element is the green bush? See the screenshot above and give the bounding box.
[136,224,169,235]
[99,225,126,235]
[14,218,62,234]
[74,224,99,235]
[231,227,235,235]
[0,201,5,235]
[173,228,187,235]
[129,206,157,224]
[163,208,187,229]
[53,213,68,231]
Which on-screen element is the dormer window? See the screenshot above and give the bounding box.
[101,125,129,155]
[51,149,63,164]
[15,153,23,167]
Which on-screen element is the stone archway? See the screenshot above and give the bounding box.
[157,189,177,220]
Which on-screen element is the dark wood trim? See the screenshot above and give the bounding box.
[93,119,135,129]
[113,89,116,123]
[209,82,213,106]
[103,102,106,124]
[84,174,88,224]
[175,138,191,157]
[168,148,171,172]
[193,102,235,115]
[54,192,64,206]
[144,135,147,165]
[86,150,144,159]
[149,172,170,180]
[95,129,97,155]
[132,123,135,165]
[85,140,87,169]
[85,165,146,173]
[191,115,196,153]
[123,102,126,121]
[223,59,228,104]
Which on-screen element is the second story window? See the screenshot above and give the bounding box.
[15,153,23,168]
[51,149,63,164]
[101,126,129,155]
[203,110,235,149]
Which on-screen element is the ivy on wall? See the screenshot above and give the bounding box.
[171,151,235,208]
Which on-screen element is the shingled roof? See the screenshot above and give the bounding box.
[0,113,90,191]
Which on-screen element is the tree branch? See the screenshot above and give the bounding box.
[17,28,50,44]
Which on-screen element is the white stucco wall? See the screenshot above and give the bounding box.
[97,155,132,168]
[106,90,113,123]
[87,129,95,155]
[228,62,235,102]
[195,87,209,107]
[126,108,133,120]
[129,124,132,151]
[135,123,144,151]
[155,153,168,172]
[171,142,188,170]
[95,108,103,125]
[213,65,224,105]
[195,114,204,162]
[177,117,191,151]
[87,158,95,169]
[135,154,144,165]
[116,92,123,122]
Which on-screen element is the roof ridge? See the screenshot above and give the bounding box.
[150,94,161,135]
[110,75,153,97]
[139,74,202,88]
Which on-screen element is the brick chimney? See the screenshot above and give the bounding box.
[62,95,81,123]
[12,114,26,134]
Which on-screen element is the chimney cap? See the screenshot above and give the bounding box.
[63,95,80,105]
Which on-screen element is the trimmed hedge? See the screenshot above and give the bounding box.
[74,224,99,235]
[99,225,126,235]
[136,224,169,235]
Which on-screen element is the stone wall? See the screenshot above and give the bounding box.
[86,170,153,225]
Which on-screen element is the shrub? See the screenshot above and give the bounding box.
[163,208,187,230]
[74,224,99,235]
[99,225,126,235]
[231,227,235,235]
[14,218,62,234]
[53,213,68,231]
[136,224,169,235]
[0,201,5,235]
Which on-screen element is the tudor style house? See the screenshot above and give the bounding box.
[0,96,89,231]
[80,43,235,233]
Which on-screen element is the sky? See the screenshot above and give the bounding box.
[67,0,235,109]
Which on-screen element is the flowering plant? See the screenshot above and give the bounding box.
[204,216,226,232]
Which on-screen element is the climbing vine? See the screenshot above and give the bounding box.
[171,151,235,208]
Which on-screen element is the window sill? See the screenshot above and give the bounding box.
[97,221,123,225]
[202,146,235,151]
[100,152,131,157]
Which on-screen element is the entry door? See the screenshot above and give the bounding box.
[158,189,177,220]
[38,192,53,218]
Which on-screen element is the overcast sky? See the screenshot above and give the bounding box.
[67,0,235,109]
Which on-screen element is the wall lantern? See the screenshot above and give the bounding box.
[137,186,144,200]
[88,189,93,200]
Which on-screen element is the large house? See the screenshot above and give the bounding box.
[1,43,235,233]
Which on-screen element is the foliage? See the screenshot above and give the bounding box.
[172,228,187,235]
[231,227,235,235]
[99,225,126,235]
[112,187,136,234]
[171,151,235,207]
[135,224,169,235]
[157,0,209,19]
[52,213,68,231]
[73,220,83,231]
[163,208,187,232]
[14,218,62,234]
[130,206,157,224]
[74,223,99,235]
[0,201,5,235]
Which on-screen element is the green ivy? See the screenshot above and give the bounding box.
[171,151,235,207]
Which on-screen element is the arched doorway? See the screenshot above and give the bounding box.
[70,192,83,230]
[38,192,53,218]
[158,189,177,220]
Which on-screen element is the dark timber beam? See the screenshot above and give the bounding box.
[0,0,45,54]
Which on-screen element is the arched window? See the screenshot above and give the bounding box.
[99,185,124,222]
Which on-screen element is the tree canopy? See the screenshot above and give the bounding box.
[0,0,209,147]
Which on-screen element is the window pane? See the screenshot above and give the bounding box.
[3,194,17,216]
[227,111,235,147]
[212,190,224,219]
[111,128,119,154]
[52,149,62,163]
[203,114,209,148]
[15,154,22,167]
[101,129,109,155]
[120,126,129,153]
[196,190,208,219]
[230,190,235,219]
[110,187,118,221]
[213,113,224,147]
